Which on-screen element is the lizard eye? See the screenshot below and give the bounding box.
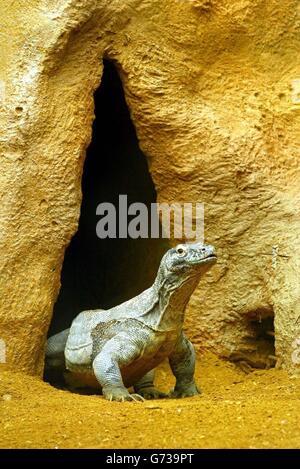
[176,245,187,257]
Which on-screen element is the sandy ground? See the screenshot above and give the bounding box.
[1,353,300,449]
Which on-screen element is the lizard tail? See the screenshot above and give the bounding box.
[46,328,70,357]
[45,329,70,371]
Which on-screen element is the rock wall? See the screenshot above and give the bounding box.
[0,0,299,374]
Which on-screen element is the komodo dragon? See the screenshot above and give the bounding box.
[46,242,216,402]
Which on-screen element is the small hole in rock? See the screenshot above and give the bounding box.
[229,308,276,372]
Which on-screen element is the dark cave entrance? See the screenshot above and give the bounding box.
[48,60,167,336]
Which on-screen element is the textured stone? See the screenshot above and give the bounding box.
[0,0,299,374]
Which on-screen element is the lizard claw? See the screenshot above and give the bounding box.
[103,388,144,402]
[130,393,145,402]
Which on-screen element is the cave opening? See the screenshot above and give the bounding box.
[48,60,167,337]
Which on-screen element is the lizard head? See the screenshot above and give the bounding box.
[162,242,217,277]
[154,243,217,311]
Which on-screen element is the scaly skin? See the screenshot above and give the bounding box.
[46,242,216,402]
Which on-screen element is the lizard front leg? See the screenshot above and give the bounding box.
[92,334,145,402]
[169,333,200,398]
[134,370,167,399]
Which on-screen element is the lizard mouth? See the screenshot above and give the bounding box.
[206,254,217,260]
[190,254,217,265]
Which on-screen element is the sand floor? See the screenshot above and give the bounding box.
[1,353,300,449]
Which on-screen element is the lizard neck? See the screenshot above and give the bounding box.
[144,270,201,332]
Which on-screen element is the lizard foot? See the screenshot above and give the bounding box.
[103,388,145,403]
[169,384,201,399]
[137,387,168,400]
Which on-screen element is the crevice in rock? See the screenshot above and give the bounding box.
[229,307,276,372]
[48,59,167,337]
